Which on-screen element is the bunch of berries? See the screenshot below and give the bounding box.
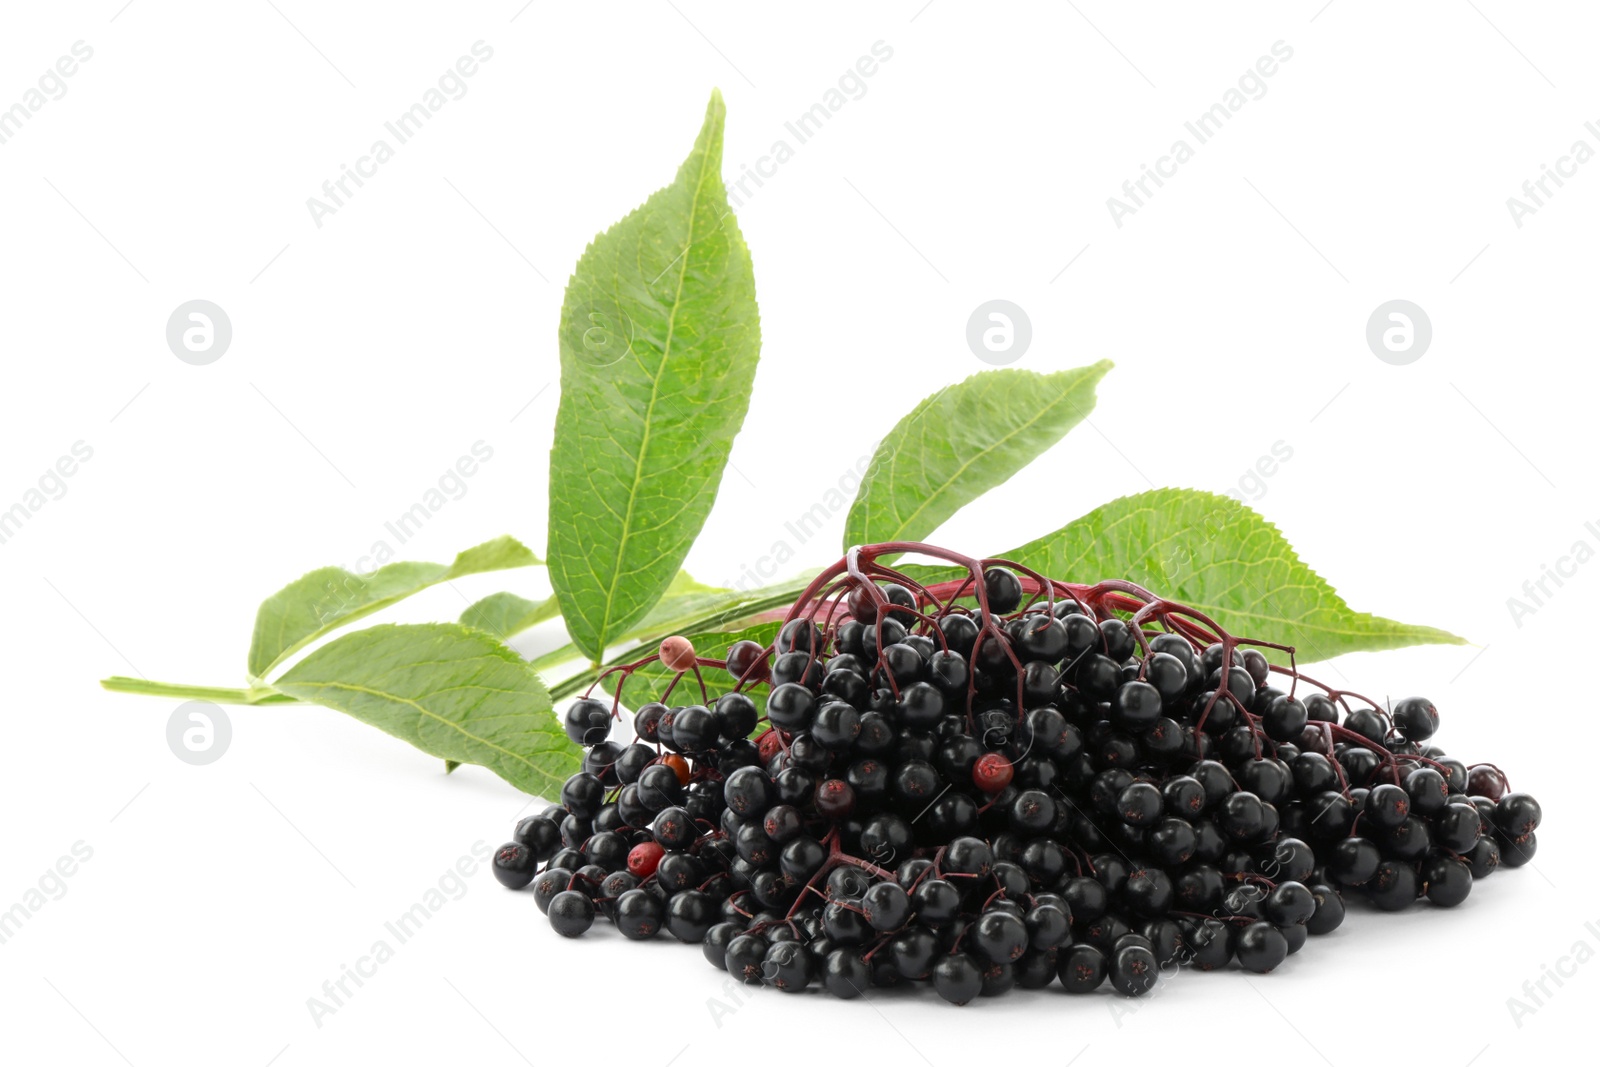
[491,542,1541,1005]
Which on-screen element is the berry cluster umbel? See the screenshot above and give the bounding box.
[491,542,1542,1005]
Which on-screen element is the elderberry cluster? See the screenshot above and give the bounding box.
[490,562,1542,1006]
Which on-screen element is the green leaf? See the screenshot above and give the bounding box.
[998,489,1465,662]
[547,89,762,662]
[617,622,779,712]
[248,535,539,678]
[845,362,1112,550]
[623,570,730,636]
[273,623,578,796]
[459,591,560,639]
[624,571,808,643]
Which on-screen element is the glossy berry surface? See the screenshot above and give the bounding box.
[486,543,1543,1009]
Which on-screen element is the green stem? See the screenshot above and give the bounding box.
[549,673,600,701]
[673,586,807,637]
[102,581,808,710]
[535,585,804,699]
[100,677,298,705]
[529,646,585,674]
[545,591,797,702]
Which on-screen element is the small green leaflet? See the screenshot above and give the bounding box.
[459,591,560,639]
[547,89,762,663]
[248,535,540,678]
[845,363,1112,550]
[617,621,779,712]
[273,623,579,796]
[998,489,1464,662]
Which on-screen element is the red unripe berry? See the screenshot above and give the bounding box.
[1467,764,1509,802]
[661,754,691,785]
[627,841,665,877]
[1296,725,1333,755]
[973,752,1014,793]
[725,639,770,683]
[756,728,782,761]
[846,584,880,623]
[659,635,697,672]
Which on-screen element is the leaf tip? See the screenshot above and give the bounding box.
[1068,359,1114,390]
[701,88,728,142]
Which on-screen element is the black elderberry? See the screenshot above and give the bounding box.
[1435,803,1482,853]
[931,953,983,1005]
[1076,654,1122,702]
[1123,868,1175,918]
[1113,680,1163,731]
[1218,791,1269,841]
[1099,618,1137,662]
[971,909,1029,964]
[981,566,1023,613]
[1497,830,1538,868]
[1234,920,1287,973]
[766,682,817,730]
[489,545,1544,1007]
[1262,694,1309,742]
[1391,696,1439,741]
[1493,793,1542,837]
[1305,883,1344,935]
[1466,836,1501,878]
[614,743,655,784]
[562,698,612,745]
[1367,859,1420,911]
[812,701,862,749]
[1117,781,1163,826]
[762,940,813,991]
[714,692,760,740]
[1344,707,1389,745]
[636,763,684,810]
[656,852,706,893]
[1109,943,1159,996]
[1365,783,1411,829]
[1055,943,1106,993]
[822,947,870,998]
[512,816,561,861]
[491,842,538,889]
[775,618,822,655]
[616,889,665,940]
[1263,881,1316,926]
[1422,853,1473,907]
[547,890,596,937]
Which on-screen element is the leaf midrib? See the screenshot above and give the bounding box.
[594,140,717,652]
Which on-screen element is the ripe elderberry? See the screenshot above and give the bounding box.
[486,541,1543,1008]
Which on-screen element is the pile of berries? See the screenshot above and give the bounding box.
[490,542,1542,1005]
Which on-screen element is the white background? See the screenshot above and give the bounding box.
[1,1,1593,1063]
